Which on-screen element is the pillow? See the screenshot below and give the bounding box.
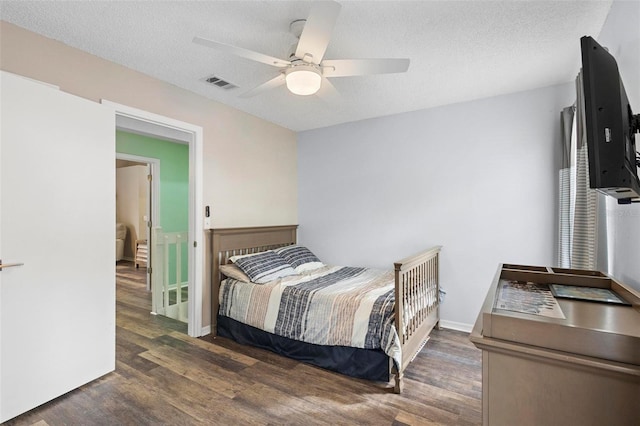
[275,245,324,273]
[231,250,296,284]
[228,251,261,263]
[219,264,251,282]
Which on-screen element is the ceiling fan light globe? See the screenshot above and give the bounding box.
[285,67,321,96]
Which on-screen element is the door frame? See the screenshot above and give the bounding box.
[115,153,159,293]
[103,100,204,337]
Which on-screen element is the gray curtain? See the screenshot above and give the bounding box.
[558,105,574,267]
[557,72,601,270]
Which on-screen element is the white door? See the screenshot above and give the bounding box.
[0,71,115,422]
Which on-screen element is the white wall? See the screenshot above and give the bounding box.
[596,0,640,291]
[298,83,575,329]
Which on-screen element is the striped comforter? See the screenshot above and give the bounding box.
[219,265,402,367]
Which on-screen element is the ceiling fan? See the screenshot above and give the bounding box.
[193,0,410,98]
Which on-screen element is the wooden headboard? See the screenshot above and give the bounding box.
[208,225,298,336]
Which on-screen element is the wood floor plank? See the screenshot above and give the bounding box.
[5,261,482,425]
[201,333,302,371]
[138,346,255,399]
[168,331,259,366]
[114,361,230,424]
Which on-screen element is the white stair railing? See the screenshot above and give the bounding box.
[151,227,189,323]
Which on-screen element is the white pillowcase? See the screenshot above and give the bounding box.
[219,264,251,282]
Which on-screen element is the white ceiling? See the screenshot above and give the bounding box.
[0,0,612,132]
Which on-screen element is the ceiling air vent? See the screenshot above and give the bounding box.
[203,75,238,90]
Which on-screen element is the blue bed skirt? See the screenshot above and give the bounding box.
[217,315,390,382]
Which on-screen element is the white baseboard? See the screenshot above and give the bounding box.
[200,325,211,336]
[439,320,473,333]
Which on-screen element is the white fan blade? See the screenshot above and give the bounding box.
[316,77,340,103]
[239,74,286,98]
[322,58,410,77]
[193,36,290,68]
[295,1,342,64]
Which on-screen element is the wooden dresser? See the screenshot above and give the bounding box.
[470,264,640,426]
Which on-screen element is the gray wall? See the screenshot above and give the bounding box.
[597,0,640,291]
[298,83,575,329]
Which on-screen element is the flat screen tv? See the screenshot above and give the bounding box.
[580,35,640,203]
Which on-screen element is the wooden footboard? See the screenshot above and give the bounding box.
[393,246,442,393]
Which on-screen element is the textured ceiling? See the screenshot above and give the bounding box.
[0,1,612,131]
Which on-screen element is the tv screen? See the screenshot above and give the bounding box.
[580,36,640,203]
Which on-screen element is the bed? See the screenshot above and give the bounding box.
[209,225,441,393]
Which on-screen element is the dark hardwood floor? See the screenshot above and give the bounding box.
[6,261,482,425]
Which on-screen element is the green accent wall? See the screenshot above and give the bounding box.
[116,130,189,284]
[116,130,189,233]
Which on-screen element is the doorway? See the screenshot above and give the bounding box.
[104,100,204,337]
[115,154,159,293]
[115,149,189,323]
